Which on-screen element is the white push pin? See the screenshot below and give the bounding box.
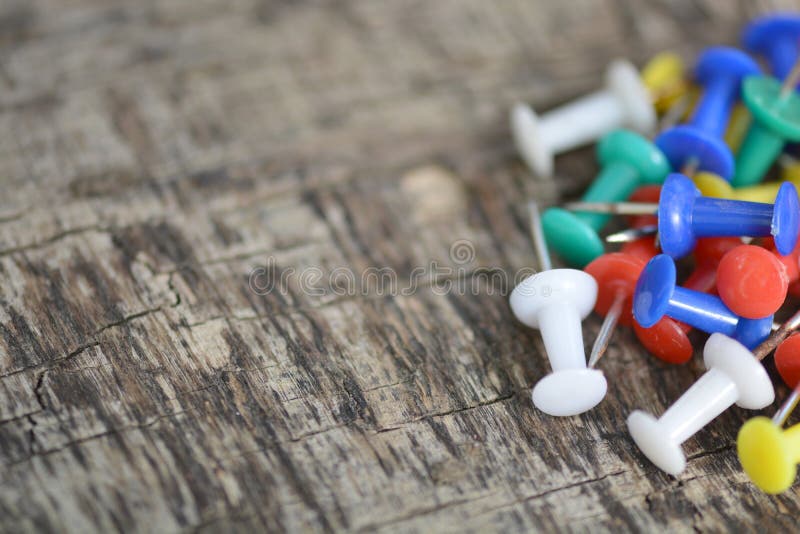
[512,59,656,177]
[627,333,775,476]
[509,201,606,416]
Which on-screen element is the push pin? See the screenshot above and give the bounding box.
[566,172,800,259]
[737,380,800,494]
[714,244,789,319]
[584,189,661,367]
[743,14,800,83]
[633,254,774,349]
[736,312,800,494]
[628,333,775,476]
[641,52,691,115]
[693,171,800,202]
[541,129,670,267]
[633,237,741,364]
[512,60,656,177]
[732,60,800,187]
[509,202,606,416]
[656,47,760,179]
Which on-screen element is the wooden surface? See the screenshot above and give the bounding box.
[1,0,799,531]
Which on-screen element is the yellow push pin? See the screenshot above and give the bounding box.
[738,332,800,495]
[738,387,800,494]
[693,170,800,203]
[640,52,693,116]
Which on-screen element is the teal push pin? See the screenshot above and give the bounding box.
[541,129,670,267]
[733,59,800,187]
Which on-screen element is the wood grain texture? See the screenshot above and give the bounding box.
[1,0,799,531]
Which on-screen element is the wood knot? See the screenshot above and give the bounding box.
[400,165,468,224]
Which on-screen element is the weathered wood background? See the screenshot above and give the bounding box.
[1,0,799,531]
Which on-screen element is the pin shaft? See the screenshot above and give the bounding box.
[780,56,800,100]
[588,292,624,368]
[605,225,658,243]
[528,201,552,272]
[563,201,659,215]
[657,93,691,133]
[680,157,700,178]
[753,307,800,361]
[773,383,800,427]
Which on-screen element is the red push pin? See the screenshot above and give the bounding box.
[776,334,800,389]
[584,189,661,367]
[715,244,790,319]
[632,237,741,364]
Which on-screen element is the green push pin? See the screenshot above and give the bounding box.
[541,130,670,267]
[732,63,800,187]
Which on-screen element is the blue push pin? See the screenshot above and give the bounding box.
[658,172,800,259]
[743,13,800,83]
[656,47,760,180]
[633,255,773,349]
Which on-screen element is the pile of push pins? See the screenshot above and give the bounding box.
[509,13,800,494]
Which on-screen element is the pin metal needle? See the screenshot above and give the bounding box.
[564,201,659,215]
[588,291,624,368]
[528,200,552,272]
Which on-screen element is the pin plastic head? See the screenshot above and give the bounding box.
[772,182,800,255]
[628,333,774,476]
[641,52,688,113]
[734,77,800,187]
[585,253,647,326]
[531,369,608,417]
[597,130,671,185]
[694,47,761,87]
[743,77,800,140]
[511,103,552,177]
[633,318,693,364]
[511,60,655,177]
[509,269,597,328]
[511,269,605,417]
[541,208,605,268]
[656,48,759,180]
[742,14,800,79]
[627,409,687,475]
[715,245,789,318]
[703,333,775,409]
[775,334,800,388]
[658,173,701,259]
[633,254,676,328]
[737,416,797,494]
[656,125,735,179]
[606,60,658,135]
